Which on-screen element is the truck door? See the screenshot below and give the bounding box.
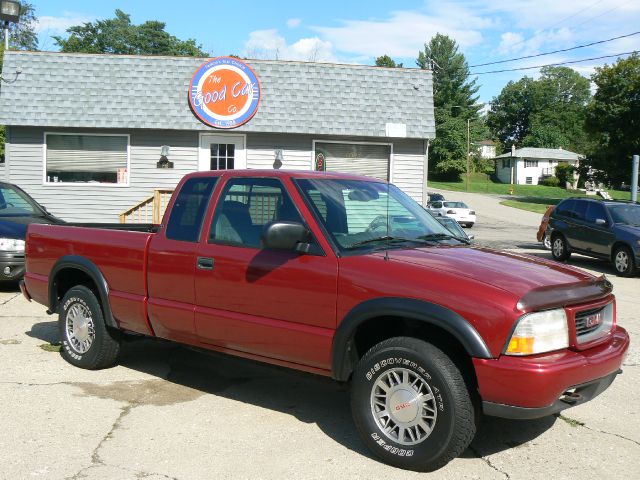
[146,176,219,344]
[193,176,338,370]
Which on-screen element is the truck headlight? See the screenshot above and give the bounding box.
[505,308,568,355]
[0,238,25,252]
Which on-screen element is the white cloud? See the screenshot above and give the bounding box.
[244,29,335,62]
[35,12,92,34]
[312,8,492,58]
[286,18,301,28]
[498,32,524,53]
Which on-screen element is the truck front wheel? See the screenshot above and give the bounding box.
[58,285,121,369]
[350,337,476,471]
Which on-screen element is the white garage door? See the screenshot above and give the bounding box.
[315,142,390,180]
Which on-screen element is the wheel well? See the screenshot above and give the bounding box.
[611,241,632,261]
[51,268,100,313]
[350,316,478,393]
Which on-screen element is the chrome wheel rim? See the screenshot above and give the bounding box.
[553,238,564,258]
[370,368,437,446]
[65,302,95,354]
[543,234,552,250]
[615,251,629,273]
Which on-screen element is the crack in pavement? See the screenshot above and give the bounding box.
[468,445,510,479]
[0,293,20,306]
[558,413,640,447]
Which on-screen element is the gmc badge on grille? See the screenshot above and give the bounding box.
[585,313,603,329]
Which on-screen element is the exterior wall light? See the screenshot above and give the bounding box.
[274,148,284,169]
[157,145,174,168]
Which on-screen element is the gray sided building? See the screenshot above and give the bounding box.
[0,51,435,222]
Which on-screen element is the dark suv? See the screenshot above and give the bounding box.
[549,198,640,276]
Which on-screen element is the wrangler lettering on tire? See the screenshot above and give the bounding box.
[351,337,476,472]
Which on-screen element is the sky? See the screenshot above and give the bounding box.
[30,0,640,103]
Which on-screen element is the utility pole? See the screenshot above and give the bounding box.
[466,118,470,192]
[632,154,639,203]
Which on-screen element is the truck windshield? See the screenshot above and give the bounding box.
[296,178,461,252]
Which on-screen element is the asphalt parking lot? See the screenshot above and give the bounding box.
[0,192,638,480]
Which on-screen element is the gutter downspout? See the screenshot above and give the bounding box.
[423,139,430,207]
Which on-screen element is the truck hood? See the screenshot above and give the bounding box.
[387,246,610,310]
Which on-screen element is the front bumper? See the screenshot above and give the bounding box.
[0,252,25,282]
[474,326,629,419]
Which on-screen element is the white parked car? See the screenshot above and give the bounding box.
[428,200,476,227]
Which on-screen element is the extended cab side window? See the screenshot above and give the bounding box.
[165,177,218,242]
[209,177,304,248]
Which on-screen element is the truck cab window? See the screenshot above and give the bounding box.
[209,177,304,248]
[165,177,218,242]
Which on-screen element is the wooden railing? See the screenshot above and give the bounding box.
[119,189,174,224]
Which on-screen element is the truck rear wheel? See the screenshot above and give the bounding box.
[350,337,476,472]
[58,285,121,369]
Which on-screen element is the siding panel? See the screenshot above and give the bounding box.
[9,127,197,222]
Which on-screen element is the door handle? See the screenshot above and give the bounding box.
[197,257,214,270]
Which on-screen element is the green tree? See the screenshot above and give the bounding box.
[375,55,403,68]
[1,2,38,162]
[586,53,640,182]
[54,10,207,56]
[487,67,591,153]
[417,34,481,177]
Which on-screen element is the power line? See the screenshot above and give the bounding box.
[470,31,640,68]
[499,0,630,53]
[471,51,637,75]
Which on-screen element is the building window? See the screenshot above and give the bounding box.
[44,134,129,184]
[501,159,511,169]
[526,177,533,184]
[524,159,538,168]
[210,143,235,170]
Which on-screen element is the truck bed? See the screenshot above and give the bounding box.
[25,223,156,333]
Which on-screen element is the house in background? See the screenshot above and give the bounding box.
[476,140,496,159]
[494,147,582,186]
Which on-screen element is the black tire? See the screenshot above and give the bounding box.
[613,245,637,277]
[551,233,571,261]
[58,285,121,369]
[466,223,474,228]
[350,337,476,472]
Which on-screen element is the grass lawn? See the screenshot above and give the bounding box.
[429,173,632,214]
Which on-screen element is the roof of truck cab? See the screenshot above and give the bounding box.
[184,169,386,182]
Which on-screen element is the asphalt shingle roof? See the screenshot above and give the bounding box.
[0,51,435,139]
[494,147,582,160]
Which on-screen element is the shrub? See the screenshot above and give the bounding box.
[555,164,576,186]
[539,176,561,187]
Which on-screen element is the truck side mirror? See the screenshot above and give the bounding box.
[262,221,311,252]
[595,218,607,226]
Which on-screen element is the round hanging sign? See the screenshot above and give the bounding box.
[188,57,261,129]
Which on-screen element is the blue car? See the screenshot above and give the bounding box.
[549,198,640,277]
[0,181,63,283]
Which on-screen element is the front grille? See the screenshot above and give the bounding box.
[575,307,604,337]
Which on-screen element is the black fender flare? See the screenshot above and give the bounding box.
[331,297,491,381]
[49,255,117,328]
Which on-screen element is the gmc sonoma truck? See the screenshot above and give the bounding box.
[22,170,629,471]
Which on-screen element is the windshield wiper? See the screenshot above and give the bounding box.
[418,233,470,245]
[347,236,430,249]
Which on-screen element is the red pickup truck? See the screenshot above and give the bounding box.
[22,170,629,471]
